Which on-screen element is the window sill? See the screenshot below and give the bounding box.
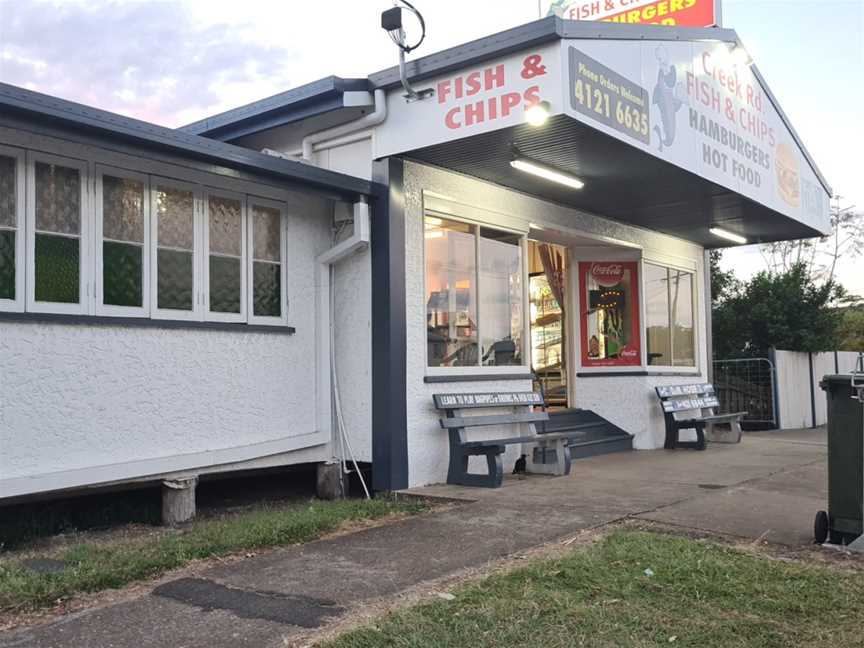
[0,311,295,334]
[424,373,533,383]
[576,370,701,378]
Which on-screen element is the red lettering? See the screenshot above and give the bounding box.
[437,80,451,104]
[466,71,481,97]
[523,85,540,107]
[485,65,505,90]
[444,107,461,129]
[500,92,521,117]
[487,96,498,120]
[464,101,485,126]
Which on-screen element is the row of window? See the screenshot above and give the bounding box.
[423,213,697,370]
[0,145,288,325]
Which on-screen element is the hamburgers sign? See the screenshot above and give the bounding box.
[547,0,719,28]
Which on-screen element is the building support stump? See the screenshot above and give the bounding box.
[316,462,344,500]
[162,477,197,526]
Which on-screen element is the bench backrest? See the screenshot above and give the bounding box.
[433,392,548,431]
[655,383,719,418]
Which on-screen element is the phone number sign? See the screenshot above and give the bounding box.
[568,48,650,144]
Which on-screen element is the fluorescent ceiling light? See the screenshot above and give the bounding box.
[511,159,584,190]
[425,216,443,226]
[709,227,747,244]
[524,101,551,127]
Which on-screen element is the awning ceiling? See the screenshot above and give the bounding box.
[408,114,822,249]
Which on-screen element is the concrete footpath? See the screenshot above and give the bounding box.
[1,429,827,648]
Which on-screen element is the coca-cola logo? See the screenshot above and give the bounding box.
[619,347,639,359]
[591,263,624,287]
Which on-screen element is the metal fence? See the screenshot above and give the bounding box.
[712,358,777,429]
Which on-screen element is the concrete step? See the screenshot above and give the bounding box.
[539,408,634,459]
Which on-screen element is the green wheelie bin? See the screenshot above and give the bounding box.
[814,356,864,545]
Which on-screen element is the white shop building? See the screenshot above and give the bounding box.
[0,17,831,501]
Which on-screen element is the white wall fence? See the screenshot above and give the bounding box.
[773,349,862,430]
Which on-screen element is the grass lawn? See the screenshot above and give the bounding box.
[0,498,426,615]
[322,530,864,648]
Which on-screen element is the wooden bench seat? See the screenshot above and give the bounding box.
[433,392,572,488]
[655,383,747,449]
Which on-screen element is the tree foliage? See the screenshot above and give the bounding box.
[760,199,863,285]
[837,306,864,352]
[713,262,846,358]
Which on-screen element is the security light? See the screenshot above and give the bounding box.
[709,227,747,244]
[525,101,551,127]
[511,158,584,190]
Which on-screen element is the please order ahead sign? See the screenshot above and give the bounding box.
[547,0,719,27]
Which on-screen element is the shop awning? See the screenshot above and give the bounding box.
[406,114,816,247]
[371,19,832,248]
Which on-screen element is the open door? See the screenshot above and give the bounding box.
[528,241,569,409]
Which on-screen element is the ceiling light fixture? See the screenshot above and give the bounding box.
[524,100,551,126]
[511,158,584,190]
[709,227,748,244]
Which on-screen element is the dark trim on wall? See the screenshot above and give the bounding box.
[704,250,714,384]
[576,371,703,378]
[370,157,409,492]
[0,311,295,334]
[424,373,533,383]
[808,351,817,428]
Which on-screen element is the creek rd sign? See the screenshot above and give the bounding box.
[547,0,720,27]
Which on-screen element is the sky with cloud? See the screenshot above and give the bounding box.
[1,0,862,294]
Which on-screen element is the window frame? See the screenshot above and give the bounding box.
[642,260,698,371]
[25,150,91,315]
[246,196,288,327]
[149,176,203,322]
[0,144,26,313]
[203,187,247,323]
[423,209,530,374]
[94,165,151,317]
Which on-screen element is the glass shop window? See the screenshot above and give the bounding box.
[425,215,524,368]
[578,261,641,367]
[645,263,696,367]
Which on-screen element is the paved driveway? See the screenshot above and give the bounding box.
[1,429,827,648]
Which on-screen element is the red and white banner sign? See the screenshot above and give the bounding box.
[549,0,718,28]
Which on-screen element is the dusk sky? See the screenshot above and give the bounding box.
[1,0,861,294]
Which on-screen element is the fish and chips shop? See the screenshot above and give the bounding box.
[0,11,832,508]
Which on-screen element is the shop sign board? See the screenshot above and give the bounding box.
[560,39,830,234]
[374,36,830,236]
[547,0,719,27]
[374,43,562,159]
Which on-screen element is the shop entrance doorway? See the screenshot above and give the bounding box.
[528,240,569,409]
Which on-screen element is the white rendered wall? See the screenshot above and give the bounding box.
[403,161,709,487]
[332,232,373,463]
[0,196,335,497]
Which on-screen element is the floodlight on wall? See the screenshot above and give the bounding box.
[511,158,584,190]
[524,101,551,127]
[709,227,748,244]
[382,1,433,101]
